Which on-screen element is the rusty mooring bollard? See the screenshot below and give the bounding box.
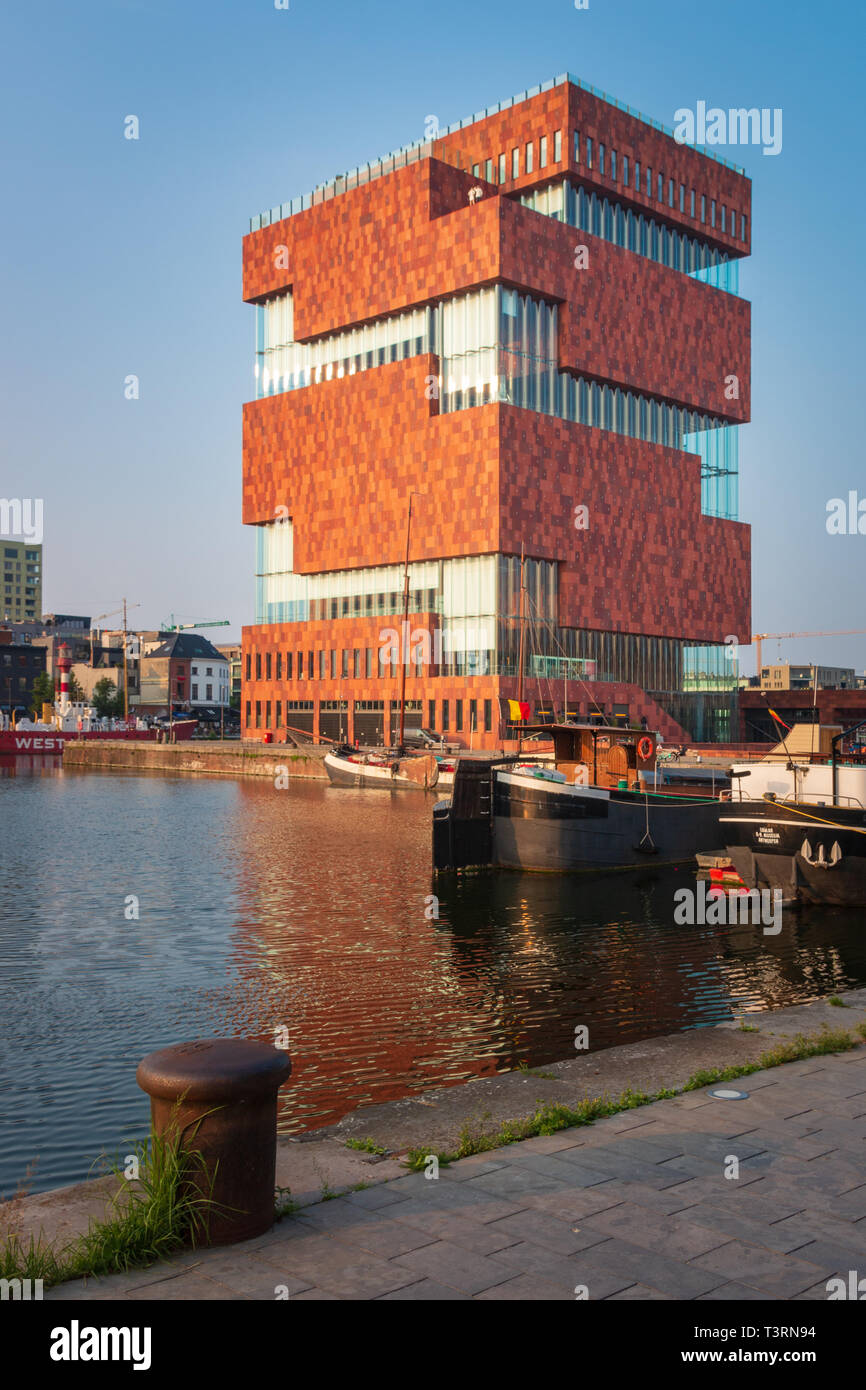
[136,1037,292,1246]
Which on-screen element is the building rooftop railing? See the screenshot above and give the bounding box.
[249,73,746,232]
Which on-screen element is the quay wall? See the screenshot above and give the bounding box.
[62,740,330,780]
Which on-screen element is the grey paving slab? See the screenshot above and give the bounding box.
[653,1172,771,1211]
[258,1230,420,1300]
[474,1274,574,1301]
[297,1209,438,1260]
[376,1279,470,1300]
[695,1282,777,1301]
[732,1127,837,1159]
[545,1146,696,1189]
[791,1280,839,1301]
[671,1202,811,1254]
[690,1239,834,1298]
[521,1184,623,1223]
[605,1282,672,1299]
[388,1178,527,1224]
[579,1203,732,1261]
[126,1273,245,1301]
[782,1239,866,1276]
[438,1155,512,1181]
[564,1177,699,1216]
[485,1208,607,1256]
[771,1209,866,1255]
[642,1152,731,1180]
[783,1183,866,1221]
[459,1164,598,1200]
[385,1199,525,1255]
[593,1134,688,1164]
[569,1236,728,1299]
[391,1239,517,1295]
[684,1182,808,1226]
[177,1253,313,1300]
[495,1239,633,1297]
[503,1151,612,1182]
[342,1184,413,1211]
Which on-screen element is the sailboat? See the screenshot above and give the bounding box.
[324,492,455,792]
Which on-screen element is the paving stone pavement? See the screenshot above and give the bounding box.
[45,1050,866,1302]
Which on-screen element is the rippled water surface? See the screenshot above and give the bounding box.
[2,758,865,1194]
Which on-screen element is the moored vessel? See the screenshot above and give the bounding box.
[433,722,727,873]
[324,746,452,790]
[721,720,866,906]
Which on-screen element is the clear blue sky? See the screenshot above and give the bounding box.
[2,0,864,672]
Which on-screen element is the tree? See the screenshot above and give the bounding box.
[66,671,86,704]
[31,672,55,718]
[92,676,122,718]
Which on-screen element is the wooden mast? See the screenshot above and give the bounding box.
[516,545,526,747]
[397,493,414,751]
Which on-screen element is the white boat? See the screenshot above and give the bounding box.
[324,749,453,790]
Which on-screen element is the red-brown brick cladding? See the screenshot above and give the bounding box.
[243,159,749,422]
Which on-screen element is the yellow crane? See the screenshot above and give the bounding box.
[752,629,866,672]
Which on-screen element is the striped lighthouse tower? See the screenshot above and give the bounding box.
[57,643,72,715]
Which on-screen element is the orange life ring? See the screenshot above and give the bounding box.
[637,736,653,761]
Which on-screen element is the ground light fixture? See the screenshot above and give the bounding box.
[707,1086,750,1100]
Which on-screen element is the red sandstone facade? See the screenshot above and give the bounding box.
[241,77,752,748]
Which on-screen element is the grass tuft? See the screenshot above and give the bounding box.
[344,1137,388,1156]
[0,1120,224,1289]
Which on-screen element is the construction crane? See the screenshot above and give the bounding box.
[91,602,141,664]
[161,615,230,633]
[752,629,866,672]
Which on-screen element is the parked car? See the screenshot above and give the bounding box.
[400,727,441,748]
[400,727,460,753]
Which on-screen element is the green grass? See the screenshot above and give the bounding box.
[827,995,848,1007]
[516,1062,560,1080]
[0,1124,222,1289]
[344,1137,388,1156]
[401,1026,863,1170]
[274,1185,299,1220]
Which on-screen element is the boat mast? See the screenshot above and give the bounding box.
[516,545,526,749]
[517,544,526,707]
[397,493,414,751]
[122,597,129,724]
